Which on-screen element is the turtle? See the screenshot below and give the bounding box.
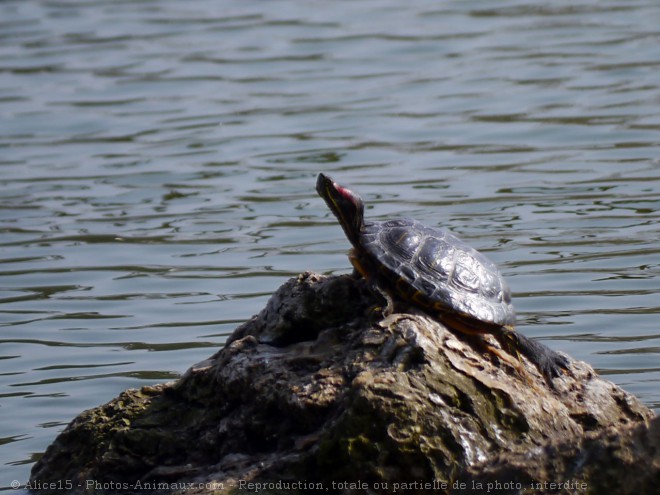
[316,172,569,383]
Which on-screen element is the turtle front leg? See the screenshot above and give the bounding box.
[349,249,395,318]
[348,252,394,316]
[373,284,395,316]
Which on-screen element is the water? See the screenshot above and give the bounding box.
[2,0,659,488]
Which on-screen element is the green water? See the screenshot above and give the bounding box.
[1,0,659,489]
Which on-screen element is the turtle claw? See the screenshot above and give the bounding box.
[535,349,570,384]
[366,282,395,317]
[501,331,570,387]
[367,303,386,323]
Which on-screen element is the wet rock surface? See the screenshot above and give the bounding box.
[30,272,656,494]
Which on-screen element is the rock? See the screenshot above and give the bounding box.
[456,415,659,495]
[29,272,656,494]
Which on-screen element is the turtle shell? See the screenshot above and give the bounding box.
[359,219,515,328]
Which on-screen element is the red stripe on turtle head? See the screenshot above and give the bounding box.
[335,183,361,207]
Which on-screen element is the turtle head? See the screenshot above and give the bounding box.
[316,173,365,246]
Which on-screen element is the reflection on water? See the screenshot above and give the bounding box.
[1,0,659,487]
